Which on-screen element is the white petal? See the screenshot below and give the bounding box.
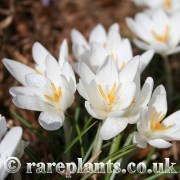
[166,46,180,55]
[86,42,108,71]
[38,110,64,131]
[149,86,167,115]
[2,59,35,86]
[119,56,140,83]
[97,56,119,88]
[89,24,107,44]
[139,50,154,72]
[135,77,154,108]
[32,42,49,70]
[45,54,61,84]
[162,111,180,140]
[77,81,89,100]
[25,73,48,90]
[100,115,128,140]
[10,86,35,97]
[148,139,172,148]
[133,132,147,148]
[59,39,68,67]
[0,116,7,140]
[71,29,88,47]
[149,85,166,105]
[118,82,136,110]
[13,95,52,111]
[78,62,96,83]
[85,101,107,120]
[0,126,22,154]
[133,39,151,51]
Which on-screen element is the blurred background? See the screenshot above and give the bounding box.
[0,0,179,179]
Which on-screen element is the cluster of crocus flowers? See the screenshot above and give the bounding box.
[133,0,180,14]
[71,23,154,73]
[126,8,180,56]
[0,115,27,179]
[3,40,76,131]
[2,11,180,151]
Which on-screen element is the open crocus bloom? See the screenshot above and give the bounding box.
[126,9,180,56]
[71,23,154,73]
[11,54,76,131]
[133,0,180,14]
[0,115,26,179]
[2,39,74,87]
[3,40,76,130]
[77,55,141,140]
[133,85,180,148]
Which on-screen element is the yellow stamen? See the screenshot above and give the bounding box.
[150,112,172,131]
[98,83,116,105]
[151,26,169,42]
[111,52,116,61]
[165,0,171,10]
[44,83,62,103]
[35,69,42,75]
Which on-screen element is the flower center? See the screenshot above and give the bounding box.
[98,82,116,105]
[44,83,62,103]
[151,26,169,42]
[165,0,171,10]
[150,112,172,131]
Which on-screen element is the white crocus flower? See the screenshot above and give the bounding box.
[0,115,26,180]
[2,39,74,87]
[126,9,180,56]
[133,0,180,14]
[133,85,180,148]
[71,23,154,73]
[77,55,140,140]
[11,54,76,131]
[2,39,76,131]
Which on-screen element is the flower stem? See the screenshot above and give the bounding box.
[92,123,103,162]
[63,118,72,161]
[163,55,173,98]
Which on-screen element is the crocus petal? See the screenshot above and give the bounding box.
[32,42,49,69]
[149,86,167,115]
[13,95,52,111]
[38,110,64,131]
[59,39,68,67]
[89,24,107,44]
[0,116,7,140]
[119,56,140,83]
[148,139,172,148]
[100,115,128,140]
[71,29,88,47]
[0,126,22,180]
[78,62,96,83]
[2,59,35,86]
[85,101,107,120]
[85,42,108,71]
[133,132,147,148]
[166,46,180,55]
[10,86,35,97]
[118,82,136,110]
[96,56,119,88]
[45,54,61,84]
[139,50,154,72]
[133,39,151,51]
[135,77,154,108]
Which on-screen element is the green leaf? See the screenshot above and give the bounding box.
[81,144,136,180]
[64,120,97,153]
